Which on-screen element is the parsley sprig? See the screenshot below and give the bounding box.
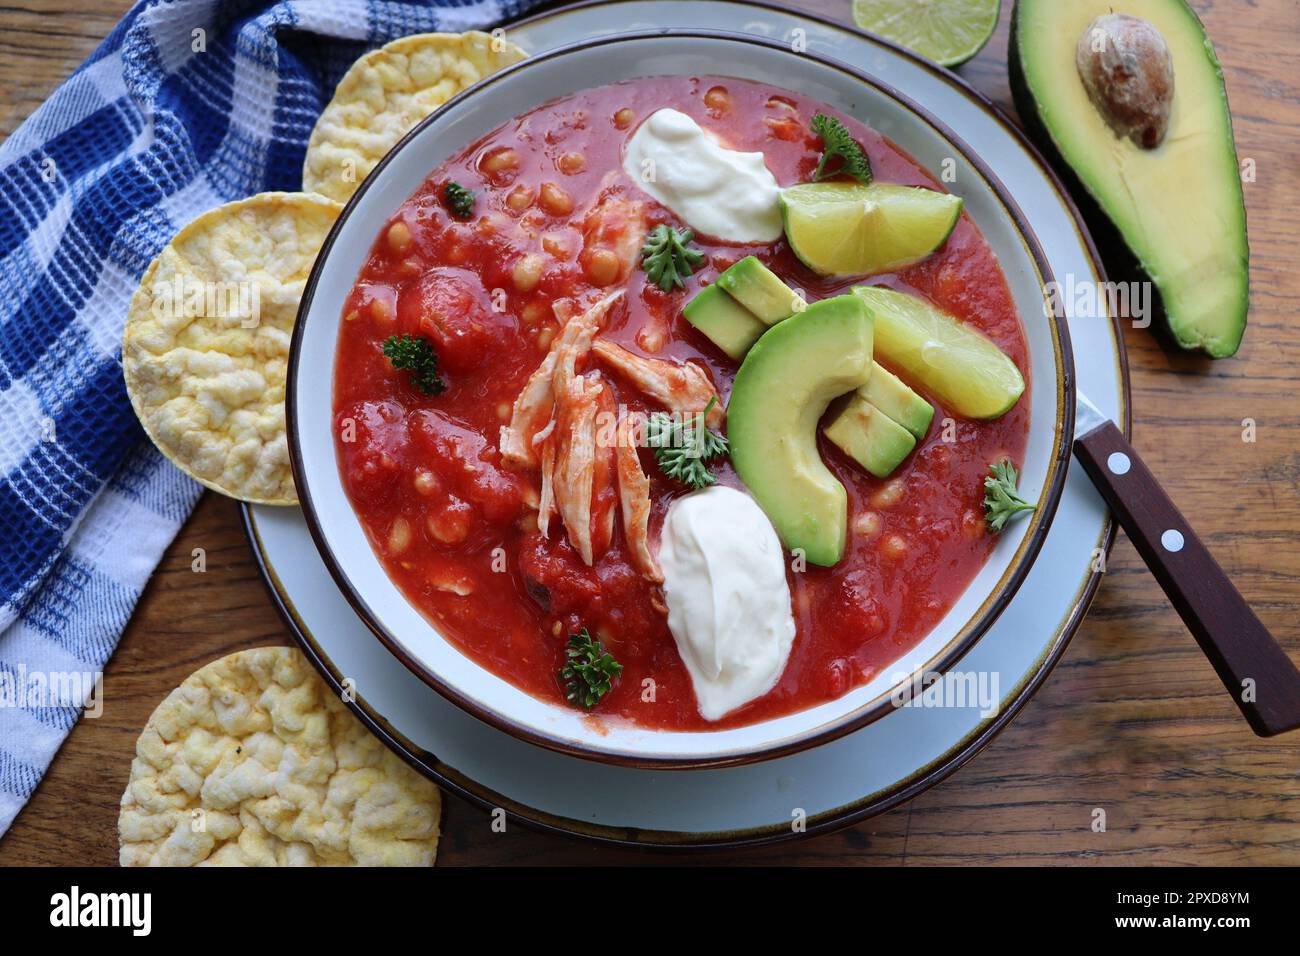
[810,114,873,184]
[382,334,446,395]
[646,396,729,489]
[443,181,475,219]
[983,458,1037,532]
[640,224,705,292]
[560,628,623,710]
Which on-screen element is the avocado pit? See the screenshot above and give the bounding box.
[1075,13,1175,149]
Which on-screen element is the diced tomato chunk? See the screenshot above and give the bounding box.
[337,400,408,507]
[397,267,511,372]
[409,408,526,523]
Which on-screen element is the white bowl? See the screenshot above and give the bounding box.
[288,30,1074,768]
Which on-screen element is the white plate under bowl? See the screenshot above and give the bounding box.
[287,29,1073,767]
[247,1,1124,845]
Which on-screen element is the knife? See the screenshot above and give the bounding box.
[1071,391,1300,737]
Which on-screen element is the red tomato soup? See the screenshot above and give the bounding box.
[333,76,1030,731]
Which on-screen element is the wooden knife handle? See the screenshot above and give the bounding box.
[1074,421,1300,737]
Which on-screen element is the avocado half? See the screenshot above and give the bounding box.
[1010,0,1249,358]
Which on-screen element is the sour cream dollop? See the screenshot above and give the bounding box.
[622,108,782,243]
[658,486,797,720]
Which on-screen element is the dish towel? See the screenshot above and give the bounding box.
[0,0,542,837]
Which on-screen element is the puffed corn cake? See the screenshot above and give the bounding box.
[122,192,341,504]
[118,646,441,866]
[303,30,527,203]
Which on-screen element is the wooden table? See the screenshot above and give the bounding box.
[2,0,1298,866]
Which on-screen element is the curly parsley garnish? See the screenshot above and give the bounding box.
[646,396,729,489]
[443,181,475,219]
[810,113,873,184]
[382,334,446,395]
[983,458,1037,532]
[640,224,705,292]
[560,628,623,710]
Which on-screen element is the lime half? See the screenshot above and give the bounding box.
[780,182,962,278]
[852,0,1001,67]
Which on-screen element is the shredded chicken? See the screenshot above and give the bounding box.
[581,187,648,287]
[615,414,662,582]
[591,339,724,427]
[548,371,603,565]
[537,436,557,536]
[498,289,687,579]
[499,292,623,469]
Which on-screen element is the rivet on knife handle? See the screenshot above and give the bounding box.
[1073,421,1300,737]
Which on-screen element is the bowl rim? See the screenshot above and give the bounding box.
[287,27,1076,769]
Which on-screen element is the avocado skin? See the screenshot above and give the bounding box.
[1009,0,1249,359]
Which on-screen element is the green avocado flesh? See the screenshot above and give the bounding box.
[683,284,767,359]
[860,362,934,439]
[824,395,917,480]
[716,255,803,324]
[1011,0,1248,358]
[728,295,874,567]
[853,286,1024,420]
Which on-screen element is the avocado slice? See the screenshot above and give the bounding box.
[728,295,874,566]
[1011,0,1249,358]
[683,284,768,360]
[824,395,917,480]
[853,286,1024,420]
[860,362,934,439]
[716,256,804,324]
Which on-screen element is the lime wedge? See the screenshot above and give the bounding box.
[853,285,1024,419]
[852,0,1001,67]
[780,182,962,278]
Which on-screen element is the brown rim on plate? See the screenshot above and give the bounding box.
[252,5,1131,846]
[285,28,1075,769]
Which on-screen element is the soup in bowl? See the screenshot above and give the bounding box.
[290,32,1072,767]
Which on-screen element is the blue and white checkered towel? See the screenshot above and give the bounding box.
[0,0,540,836]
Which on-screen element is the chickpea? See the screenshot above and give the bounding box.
[704,85,731,112]
[413,469,439,497]
[764,116,803,141]
[386,220,411,254]
[479,146,520,181]
[521,299,549,326]
[556,151,586,175]
[506,184,536,212]
[512,253,544,293]
[386,517,412,555]
[870,478,905,510]
[853,511,882,540]
[427,498,472,545]
[613,108,635,129]
[536,326,555,351]
[538,182,573,216]
[880,534,909,560]
[477,212,511,236]
[584,248,621,286]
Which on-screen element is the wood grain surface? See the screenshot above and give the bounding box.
[2,0,1298,866]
